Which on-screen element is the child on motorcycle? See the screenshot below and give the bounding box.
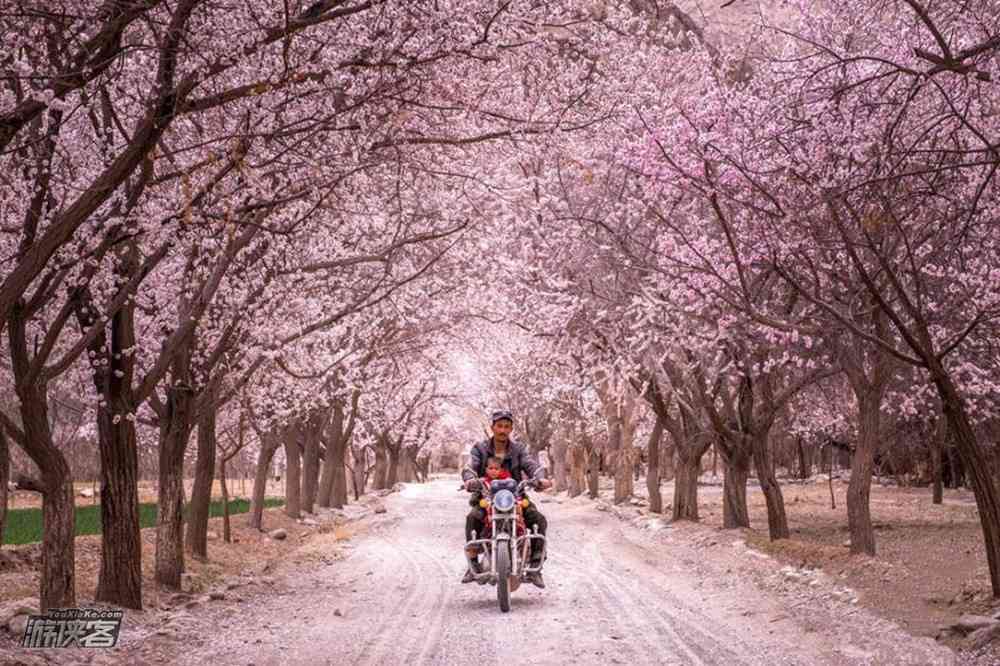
[463,456,513,581]
[468,456,511,508]
[483,456,511,483]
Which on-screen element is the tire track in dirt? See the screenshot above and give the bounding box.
[408,538,458,665]
[592,533,760,665]
[362,507,480,665]
[552,540,717,666]
[552,511,748,665]
[545,503,729,664]
[609,567,741,664]
[579,540,723,665]
[352,537,428,665]
[547,554,661,664]
[591,565,705,665]
[547,551,692,665]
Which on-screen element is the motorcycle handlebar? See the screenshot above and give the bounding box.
[518,479,547,493]
[459,478,545,494]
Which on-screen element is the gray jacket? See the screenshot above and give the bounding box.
[461,438,544,483]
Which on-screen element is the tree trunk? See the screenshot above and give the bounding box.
[604,407,632,505]
[36,458,77,611]
[0,429,8,546]
[797,436,810,479]
[751,430,789,540]
[284,431,302,520]
[94,401,142,607]
[301,416,321,514]
[946,445,964,489]
[595,373,639,504]
[646,418,664,514]
[551,437,569,493]
[97,295,143,607]
[415,453,430,482]
[42,477,76,611]
[71,250,145,608]
[397,447,414,483]
[11,392,74,605]
[406,446,422,482]
[586,449,600,499]
[330,435,349,507]
[827,445,837,509]
[386,454,399,486]
[186,401,217,559]
[8,307,76,609]
[931,417,945,505]
[567,445,586,497]
[847,393,879,555]
[350,445,366,500]
[155,381,195,588]
[317,444,334,507]
[386,436,402,487]
[220,457,232,543]
[319,415,349,509]
[373,437,389,490]
[932,370,1000,596]
[673,449,701,521]
[721,442,751,529]
[659,440,675,483]
[613,446,633,505]
[250,433,280,530]
[318,404,343,508]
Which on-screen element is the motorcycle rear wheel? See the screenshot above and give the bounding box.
[496,545,511,613]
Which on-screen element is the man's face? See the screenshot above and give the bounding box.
[491,419,513,443]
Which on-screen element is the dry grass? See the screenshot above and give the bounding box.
[626,473,996,640]
[744,530,853,567]
[739,480,991,637]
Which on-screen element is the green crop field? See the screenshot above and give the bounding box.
[1,498,285,546]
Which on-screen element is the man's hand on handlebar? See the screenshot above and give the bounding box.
[464,479,482,493]
[535,478,553,491]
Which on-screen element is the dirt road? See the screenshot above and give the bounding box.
[92,480,955,665]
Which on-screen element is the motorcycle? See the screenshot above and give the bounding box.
[464,477,547,612]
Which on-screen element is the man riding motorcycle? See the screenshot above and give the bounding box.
[461,409,552,588]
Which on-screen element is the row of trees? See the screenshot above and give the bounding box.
[2,0,998,616]
[454,0,1000,596]
[0,0,627,611]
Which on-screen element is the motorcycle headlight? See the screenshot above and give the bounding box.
[493,489,515,512]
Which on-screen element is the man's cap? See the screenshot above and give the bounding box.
[490,409,513,424]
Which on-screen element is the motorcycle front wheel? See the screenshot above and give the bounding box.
[496,544,511,613]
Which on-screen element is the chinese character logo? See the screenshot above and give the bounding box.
[21,609,123,648]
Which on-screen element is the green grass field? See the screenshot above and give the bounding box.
[1,498,285,546]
